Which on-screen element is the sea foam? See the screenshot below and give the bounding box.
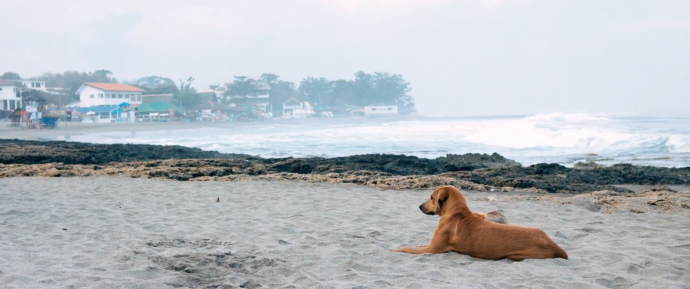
[68,113,690,167]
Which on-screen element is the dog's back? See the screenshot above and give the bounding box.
[461,218,568,260]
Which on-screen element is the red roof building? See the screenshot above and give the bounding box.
[72,82,146,108]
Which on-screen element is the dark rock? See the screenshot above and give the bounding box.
[1,140,688,194]
[444,152,521,171]
[0,139,256,165]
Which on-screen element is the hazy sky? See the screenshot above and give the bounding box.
[2,0,688,116]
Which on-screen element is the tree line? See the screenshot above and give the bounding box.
[217,71,415,114]
[1,70,116,103]
[1,70,416,113]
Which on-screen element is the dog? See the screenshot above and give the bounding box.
[392,186,568,261]
[474,211,509,224]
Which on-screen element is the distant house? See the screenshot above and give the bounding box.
[364,105,398,117]
[21,89,62,111]
[0,79,22,111]
[193,91,227,112]
[141,93,174,104]
[75,105,121,123]
[250,81,270,112]
[196,90,224,103]
[225,81,271,113]
[137,102,180,114]
[72,82,145,107]
[196,91,221,103]
[282,97,303,115]
[282,96,314,118]
[19,80,47,91]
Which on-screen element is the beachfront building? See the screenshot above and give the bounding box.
[19,80,47,92]
[281,96,314,119]
[141,93,174,104]
[0,79,22,111]
[196,90,224,103]
[71,82,145,107]
[363,105,398,117]
[282,97,303,117]
[243,81,270,113]
[75,105,121,123]
[193,91,228,119]
[224,81,271,113]
[252,81,271,112]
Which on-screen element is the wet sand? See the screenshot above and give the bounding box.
[1,177,688,288]
[0,116,415,141]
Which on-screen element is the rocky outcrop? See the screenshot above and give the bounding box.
[1,140,688,193]
[0,139,254,164]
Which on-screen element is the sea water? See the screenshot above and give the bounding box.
[66,113,690,168]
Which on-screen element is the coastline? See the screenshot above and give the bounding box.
[0,116,425,141]
[2,120,689,288]
[1,138,689,194]
[1,115,689,195]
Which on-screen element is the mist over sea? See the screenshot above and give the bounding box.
[65,113,690,168]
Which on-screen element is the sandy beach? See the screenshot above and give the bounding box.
[1,177,688,288]
[0,116,415,141]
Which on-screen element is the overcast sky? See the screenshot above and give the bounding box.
[2,0,688,116]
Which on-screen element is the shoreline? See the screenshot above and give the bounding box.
[0,139,688,194]
[2,115,688,168]
[0,115,425,141]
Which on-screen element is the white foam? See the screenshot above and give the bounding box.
[71,113,690,167]
[668,135,690,153]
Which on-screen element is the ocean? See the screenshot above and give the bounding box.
[66,113,690,168]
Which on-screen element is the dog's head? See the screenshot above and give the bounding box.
[419,186,471,216]
[419,186,452,216]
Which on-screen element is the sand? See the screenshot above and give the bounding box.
[0,116,413,141]
[1,177,689,288]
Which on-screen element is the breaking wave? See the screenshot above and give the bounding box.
[67,113,690,167]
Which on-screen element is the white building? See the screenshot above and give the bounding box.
[281,97,315,119]
[20,80,47,91]
[224,81,271,112]
[252,81,271,112]
[282,96,303,116]
[72,82,145,107]
[0,80,22,111]
[363,105,398,117]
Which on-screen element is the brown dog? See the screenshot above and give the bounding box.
[392,186,568,261]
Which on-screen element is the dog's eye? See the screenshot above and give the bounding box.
[430,197,433,200]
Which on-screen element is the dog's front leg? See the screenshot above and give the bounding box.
[392,245,429,254]
[393,228,450,254]
[392,243,445,254]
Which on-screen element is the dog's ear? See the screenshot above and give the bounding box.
[437,188,448,207]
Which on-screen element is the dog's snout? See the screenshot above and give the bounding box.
[420,203,435,215]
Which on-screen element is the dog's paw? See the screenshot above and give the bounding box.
[391,247,410,252]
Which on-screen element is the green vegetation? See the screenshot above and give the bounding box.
[0,72,22,80]
[224,76,259,100]
[4,70,416,113]
[16,70,118,103]
[175,77,202,108]
[299,71,415,111]
[131,75,201,109]
[133,76,179,94]
[224,71,416,113]
[262,74,296,112]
